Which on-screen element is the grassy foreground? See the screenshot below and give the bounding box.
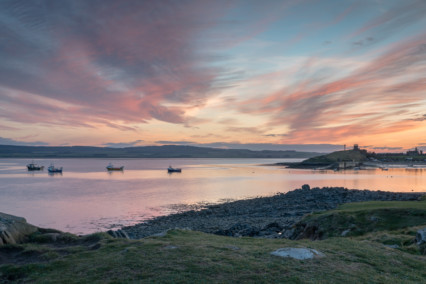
[1,201,426,283]
[295,200,426,240]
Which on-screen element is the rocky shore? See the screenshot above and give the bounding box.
[120,185,424,239]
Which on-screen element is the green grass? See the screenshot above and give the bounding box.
[336,200,426,211]
[1,230,425,283]
[297,200,426,240]
[1,201,425,283]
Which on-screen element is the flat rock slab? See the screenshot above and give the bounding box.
[271,247,325,260]
[0,212,38,245]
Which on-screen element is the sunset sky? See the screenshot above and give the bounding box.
[0,0,425,152]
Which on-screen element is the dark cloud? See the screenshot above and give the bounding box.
[102,140,144,148]
[0,136,48,146]
[153,141,343,152]
[264,134,288,137]
[352,37,375,47]
[411,114,426,121]
[155,141,196,145]
[371,146,403,151]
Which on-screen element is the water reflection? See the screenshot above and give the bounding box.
[0,158,425,235]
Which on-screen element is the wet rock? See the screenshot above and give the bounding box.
[0,212,38,245]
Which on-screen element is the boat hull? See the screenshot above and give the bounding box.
[106,167,124,171]
[27,165,44,171]
[48,167,62,173]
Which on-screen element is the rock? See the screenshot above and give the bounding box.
[0,212,38,245]
[121,186,423,239]
[271,247,325,260]
[369,216,379,222]
[415,228,426,245]
[301,184,310,190]
[107,229,129,239]
[341,229,351,237]
[384,244,399,249]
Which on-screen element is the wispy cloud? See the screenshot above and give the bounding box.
[0,0,425,149]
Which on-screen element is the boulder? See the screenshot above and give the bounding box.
[415,228,426,245]
[0,212,38,245]
[271,247,325,260]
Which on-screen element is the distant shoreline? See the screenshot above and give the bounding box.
[0,144,319,159]
[273,161,426,169]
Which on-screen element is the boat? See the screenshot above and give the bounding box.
[106,163,124,171]
[27,161,44,171]
[48,163,63,173]
[167,166,182,173]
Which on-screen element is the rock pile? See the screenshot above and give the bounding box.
[122,185,423,239]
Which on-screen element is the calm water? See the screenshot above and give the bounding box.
[0,158,425,234]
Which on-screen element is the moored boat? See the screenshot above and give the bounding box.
[48,163,63,173]
[106,163,124,171]
[167,166,182,173]
[27,161,44,171]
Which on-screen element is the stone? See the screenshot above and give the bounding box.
[301,184,311,190]
[341,229,351,237]
[415,228,426,245]
[107,229,130,239]
[384,244,399,249]
[271,247,325,260]
[0,212,38,245]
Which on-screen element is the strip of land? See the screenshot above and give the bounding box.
[0,144,318,158]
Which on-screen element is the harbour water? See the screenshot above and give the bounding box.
[0,158,425,234]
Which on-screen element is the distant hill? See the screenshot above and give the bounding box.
[280,148,368,169]
[300,149,368,165]
[0,145,320,159]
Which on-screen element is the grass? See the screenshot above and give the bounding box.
[1,201,425,283]
[296,200,426,239]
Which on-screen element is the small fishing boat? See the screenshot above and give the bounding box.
[106,163,124,171]
[167,166,182,173]
[48,163,63,173]
[27,161,44,171]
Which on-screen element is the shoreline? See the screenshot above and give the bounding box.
[272,161,426,169]
[118,185,424,239]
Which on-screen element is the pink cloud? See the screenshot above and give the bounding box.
[235,32,426,143]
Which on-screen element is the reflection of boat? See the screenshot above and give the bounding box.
[168,166,182,173]
[48,163,63,173]
[106,163,124,171]
[27,161,44,171]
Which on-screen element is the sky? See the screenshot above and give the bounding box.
[0,0,425,153]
